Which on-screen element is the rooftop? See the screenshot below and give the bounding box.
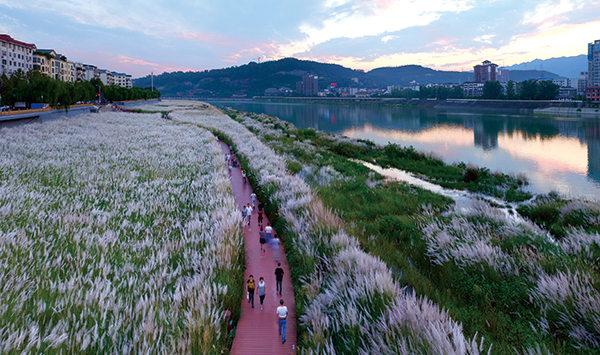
[0,34,36,49]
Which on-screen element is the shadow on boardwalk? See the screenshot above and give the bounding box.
[220,141,298,354]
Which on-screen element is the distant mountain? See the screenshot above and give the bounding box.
[367,65,473,86]
[133,58,568,96]
[508,70,566,81]
[505,55,587,78]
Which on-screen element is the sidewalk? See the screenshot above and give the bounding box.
[220,141,297,354]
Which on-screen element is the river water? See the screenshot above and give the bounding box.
[208,100,600,200]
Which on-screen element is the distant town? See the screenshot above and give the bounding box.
[3,32,600,103]
[288,40,600,102]
[0,34,132,89]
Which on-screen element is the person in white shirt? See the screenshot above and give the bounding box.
[246,204,253,226]
[265,223,273,238]
[276,299,288,344]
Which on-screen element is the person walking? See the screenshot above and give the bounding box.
[257,277,266,310]
[241,206,247,226]
[259,226,266,251]
[271,233,281,264]
[276,299,288,344]
[246,203,253,226]
[250,193,257,207]
[274,263,284,296]
[247,275,256,308]
[241,170,247,184]
[257,211,263,226]
[265,223,273,239]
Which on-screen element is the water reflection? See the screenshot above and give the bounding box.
[207,101,600,199]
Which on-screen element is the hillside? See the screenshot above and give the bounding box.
[508,70,566,82]
[133,58,564,96]
[505,55,586,78]
[367,65,473,86]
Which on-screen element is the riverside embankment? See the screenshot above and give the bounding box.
[168,96,598,114]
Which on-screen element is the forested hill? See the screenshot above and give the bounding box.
[133,57,562,96]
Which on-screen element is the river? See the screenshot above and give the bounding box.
[207,100,600,200]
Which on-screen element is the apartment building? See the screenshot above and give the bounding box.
[113,73,133,88]
[474,60,498,83]
[35,49,75,82]
[32,52,51,76]
[0,34,35,77]
[75,63,99,82]
[463,82,485,97]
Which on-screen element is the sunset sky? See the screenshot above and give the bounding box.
[1,0,599,78]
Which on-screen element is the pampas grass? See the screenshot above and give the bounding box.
[161,101,487,354]
[0,111,244,353]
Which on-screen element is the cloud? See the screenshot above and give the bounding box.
[1,0,600,77]
[116,55,159,67]
[298,0,474,47]
[523,0,577,25]
[474,35,495,44]
[381,35,398,43]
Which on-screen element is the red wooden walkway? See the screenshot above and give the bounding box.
[220,141,297,354]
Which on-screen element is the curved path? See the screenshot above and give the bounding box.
[219,141,298,354]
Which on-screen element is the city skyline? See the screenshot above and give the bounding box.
[1,0,599,78]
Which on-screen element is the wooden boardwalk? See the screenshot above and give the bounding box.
[220,141,297,354]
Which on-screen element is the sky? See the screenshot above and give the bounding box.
[1,0,600,78]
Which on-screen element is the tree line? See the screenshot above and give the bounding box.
[0,69,160,109]
[481,80,560,100]
[390,80,561,100]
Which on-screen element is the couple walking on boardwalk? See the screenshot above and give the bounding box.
[246,263,287,343]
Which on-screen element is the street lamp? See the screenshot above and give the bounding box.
[41,95,44,109]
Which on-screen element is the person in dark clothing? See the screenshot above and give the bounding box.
[247,275,256,308]
[274,263,284,296]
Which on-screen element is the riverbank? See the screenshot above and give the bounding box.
[215,105,600,354]
[166,95,599,114]
[534,106,600,117]
[0,98,159,123]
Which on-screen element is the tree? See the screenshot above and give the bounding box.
[482,81,504,99]
[506,81,517,100]
[538,80,559,100]
[450,86,464,99]
[519,79,538,100]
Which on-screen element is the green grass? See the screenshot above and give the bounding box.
[229,109,600,354]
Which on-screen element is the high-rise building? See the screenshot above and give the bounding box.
[474,60,498,83]
[296,74,319,96]
[497,67,510,83]
[304,74,319,95]
[588,40,600,87]
[0,34,36,77]
[579,72,588,95]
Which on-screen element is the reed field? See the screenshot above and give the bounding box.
[163,101,486,354]
[223,107,600,354]
[0,111,244,354]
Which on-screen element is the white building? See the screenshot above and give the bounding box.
[0,34,35,77]
[462,82,485,97]
[578,72,588,95]
[75,63,100,82]
[113,72,133,88]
